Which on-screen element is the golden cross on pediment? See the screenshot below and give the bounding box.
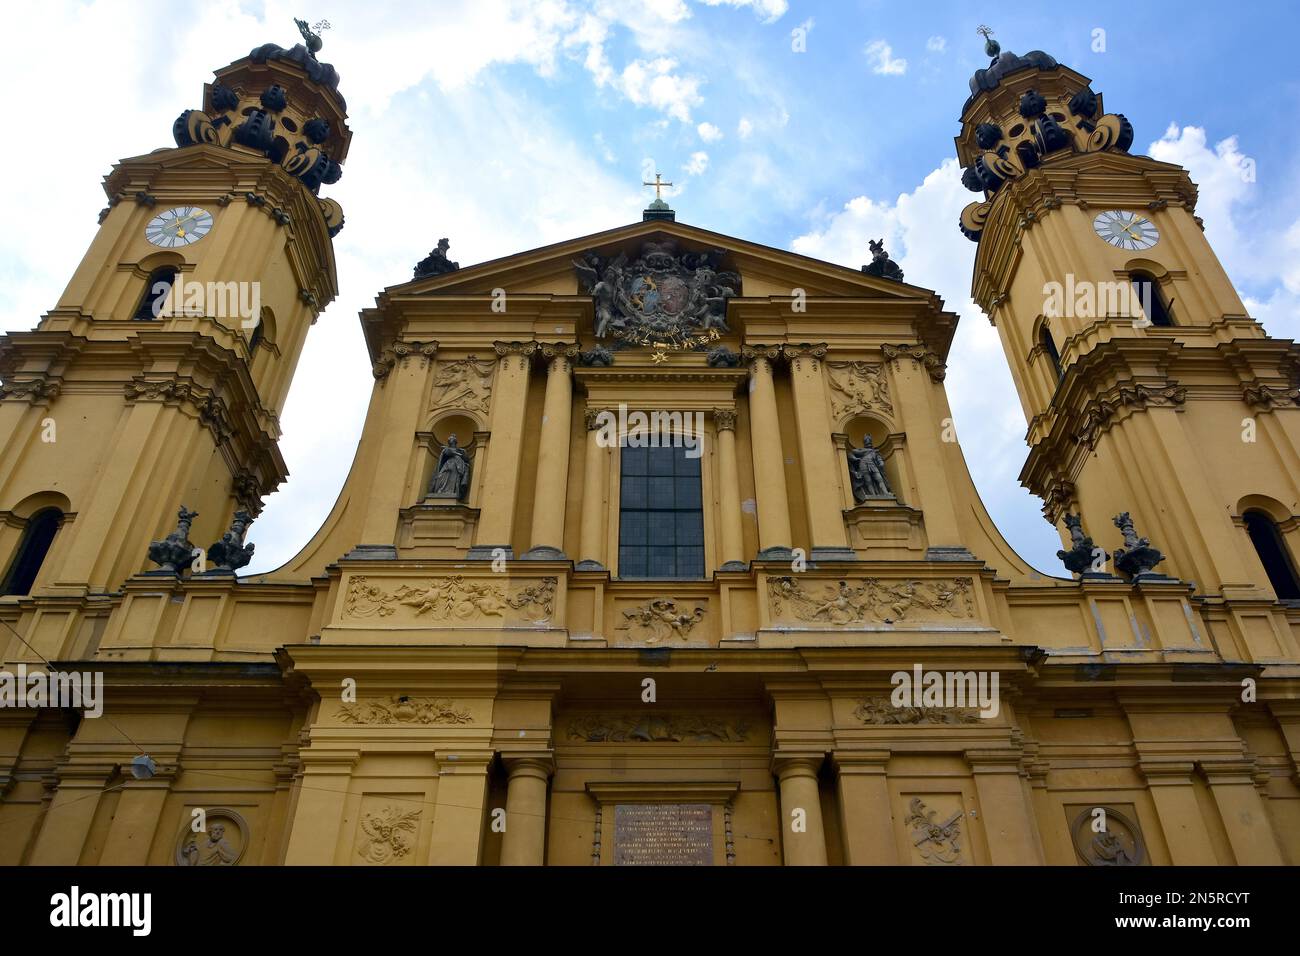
[643,171,674,201]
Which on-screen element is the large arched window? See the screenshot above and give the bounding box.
[618,443,704,578]
[132,267,178,320]
[1039,324,1062,380]
[1243,510,1300,600]
[1130,271,1173,327]
[1,507,62,596]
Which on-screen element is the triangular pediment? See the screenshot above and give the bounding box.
[391,218,944,305]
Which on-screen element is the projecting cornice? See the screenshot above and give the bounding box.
[103,147,340,313]
[969,154,1200,313]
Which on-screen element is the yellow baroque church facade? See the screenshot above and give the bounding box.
[1,28,1298,867]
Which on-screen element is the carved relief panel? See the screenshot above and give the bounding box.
[1066,804,1147,866]
[339,574,558,627]
[826,360,893,422]
[766,575,977,626]
[174,807,251,866]
[427,356,494,419]
[899,794,970,866]
[353,799,423,866]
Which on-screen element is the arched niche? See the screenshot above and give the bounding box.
[1234,494,1300,600]
[841,414,907,505]
[419,413,481,502]
[0,492,71,596]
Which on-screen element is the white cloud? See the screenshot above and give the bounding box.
[1146,123,1299,340]
[619,57,704,123]
[792,159,1064,572]
[684,151,710,175]
[737,117,755,139]
[1148,125,1253,277]
[698,121,724,142]
[927,35,947,53]
[698,0,789,24]
[864,39,907,76]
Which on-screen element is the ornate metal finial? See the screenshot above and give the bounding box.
[207,510,256,573]
[147,506,198,575]
[1057,514,1100,577]
[976,25,1000,59]
[295,17,330,55]
[413,238,460,279]
[1111,512,1167,579]
[861,238,904,283]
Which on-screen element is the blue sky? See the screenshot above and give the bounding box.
[2,0,1297,577]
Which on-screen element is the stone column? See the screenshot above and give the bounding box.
[470,342,536,559]
[283,751,358,865]
[577,408,610,570]
[1201,759,1284,864]
[352,341,438,557]
[100,773,174,865]
[882,344,970,561]
[967,750,1043,864]
[499,757,553,866]
[27,765,113,865]
[785,344,854,561]
[775,756,828,865]
[428,752,492,865]
[1138,761,1219,865]
[742,346,792,559]
[525,344,578,559]
[713,408,747,570]
[834,752,897,865]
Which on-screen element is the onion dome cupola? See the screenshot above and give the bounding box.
[171,18,351,237]
[955,27,1134,243]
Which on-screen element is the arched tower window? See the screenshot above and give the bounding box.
[1039,324,1062,380]
[1130,271,1173,327]
[1,507,63,596]
[132,267,178,321]
[1243,510,1300,600]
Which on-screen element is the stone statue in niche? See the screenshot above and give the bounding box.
[848,436,893,501]
[427,434,471,500]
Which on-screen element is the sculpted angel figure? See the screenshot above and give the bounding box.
[574,251,629,338]
[428,434,470,500]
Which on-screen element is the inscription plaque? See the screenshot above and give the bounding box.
[613,803,714,866]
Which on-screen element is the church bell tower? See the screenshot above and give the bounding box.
[0,22,351,596]
[957,31,1300,605]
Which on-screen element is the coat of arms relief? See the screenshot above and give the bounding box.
[573,239,741,351]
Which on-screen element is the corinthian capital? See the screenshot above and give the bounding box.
[493,341,539,359]
[741,344,783,364]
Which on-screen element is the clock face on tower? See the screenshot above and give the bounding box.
[144,206,213,247]
[1092,210,1159,251]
